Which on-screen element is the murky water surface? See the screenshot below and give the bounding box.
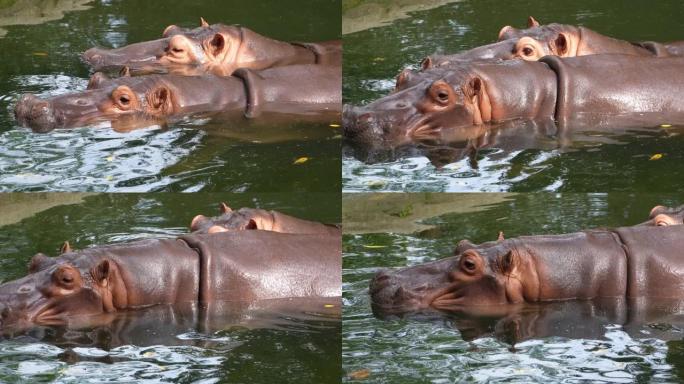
[342,193,684,382]
[342,0,684,192]
[0,0,341,192]
[0,193,341,383]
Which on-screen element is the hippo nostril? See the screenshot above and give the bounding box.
[17,285,32,294]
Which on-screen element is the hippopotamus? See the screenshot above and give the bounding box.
[343,54,684,144]
[82,19,341,76]
[369,224,684,315]
[0,230,341,331]
[189,202,341,236]
[639,205,684,226]
[497,16,684,61]
[14,64,341,131]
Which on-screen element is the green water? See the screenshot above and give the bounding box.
[0,0,341,192]
[342,193,684,383]
[0,193,341,383]
[342,0,684,192]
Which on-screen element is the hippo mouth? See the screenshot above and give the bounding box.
[343,104,444,146]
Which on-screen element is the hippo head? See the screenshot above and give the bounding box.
[643,205,684,226]
[343,65,494,145]
[0,252,127,332]
[497,17,578,61]
[190,203,271,234]
[369,240,540,315]
[14,74,177,131]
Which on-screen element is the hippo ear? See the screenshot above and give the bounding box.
[162,24,181,37]
[553,33,569,56]
[119,66,131,77]
[497,231,505,242]
[219,202,232,214]
[87,72,110,90]
[246,219,259,230]
[28,253,53,274]
[649,205,667,218]
[527,16,540,28]
[420,56,433,70]
[499,250,516,274]
[498,25,515,41]
[395,69,412,91]
[60,241,72,254]
[92,259,111,285]
[200,17,209,27]
[465,77,492,124]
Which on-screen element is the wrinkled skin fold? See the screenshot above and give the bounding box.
[0,231,341,332]
[370,224,684,315]
[14,64,342,132]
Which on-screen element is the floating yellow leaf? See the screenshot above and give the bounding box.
[106,175,113,181]
[106,155,114,162]
[142,351,155,357]
[348,369,371,380]
[293,157,309,165]
[32,52,48,56]
[324,304,335,308]
[329,123,340,128]
[372,57,385,62]
[660,124,672,128]
[649,153,664,161]
[362,245,387,249]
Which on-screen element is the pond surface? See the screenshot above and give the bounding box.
[0,193,341,383]
[342,193,684,383]
[342,0,684,192]
[0,0,341,192]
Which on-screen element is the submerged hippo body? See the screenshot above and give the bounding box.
[83,22,341,76]
[344,55,684,144]
[370,225,684,315]
[190,203,341,236]
[0,231,341,331]
[15,64,342,131]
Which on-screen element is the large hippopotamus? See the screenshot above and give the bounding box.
[369,224,684,315]
[82,19,341,76]
[14,64,341,131]
[0,230,340,331]
[343,54,684,144]
[190,202,341,236]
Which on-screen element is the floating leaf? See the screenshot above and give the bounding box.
[362,245,387,249]
[324,304,335,308]
[660,124,673,128]
[348,369,371,380]
[32,52,48,56]
[372,57,385,62]
[367,180,387,188]
[649,153,664,161]
[106,175,113,181]
[142,351,155,357]
[329,123,340,128]
[106,155,114,162]
[293,157,309,165]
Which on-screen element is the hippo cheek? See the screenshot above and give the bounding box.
[33,290,104,325]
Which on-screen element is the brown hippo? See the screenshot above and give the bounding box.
[343,54,684,144]
[0,230,341,332]
[189,202,341,236]
[14,64,341,132]
[82,19,341,76]
[498,17,684,61]
[369,224,684,315]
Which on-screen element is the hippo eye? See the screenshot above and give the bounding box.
[172,47,184,53]
[119,95,130,105]
[437,91,449,101]
[463,259,476,271]
[522,47,533,56]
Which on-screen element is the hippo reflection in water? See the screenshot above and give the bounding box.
[82,19,341,76]
[14,64,341,132]
[0,230,341,333]
[370,217,684,315]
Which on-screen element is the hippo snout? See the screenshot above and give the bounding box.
[82,48,104,67]
[14,94,58,131]
[369,269,427,314]
[343,104,386,143]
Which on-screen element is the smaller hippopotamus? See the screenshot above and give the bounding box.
[82,18,341,76]
[370,224,684,315]
[14,64,341,131]
[189,202,341,236]
[639,205,684,226]
[0,230,341,332]
[498,16,684,61]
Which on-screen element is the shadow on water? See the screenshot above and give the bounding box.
[342,0,684,192]
[343,193,684,383]
[0,0,341,192]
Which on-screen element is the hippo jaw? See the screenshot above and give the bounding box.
[369,246,540,315]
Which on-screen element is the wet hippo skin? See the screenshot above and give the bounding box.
[14,64,342,131]
[370,225,684,315]
[0,231,341,332]
[189,202,341,236]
